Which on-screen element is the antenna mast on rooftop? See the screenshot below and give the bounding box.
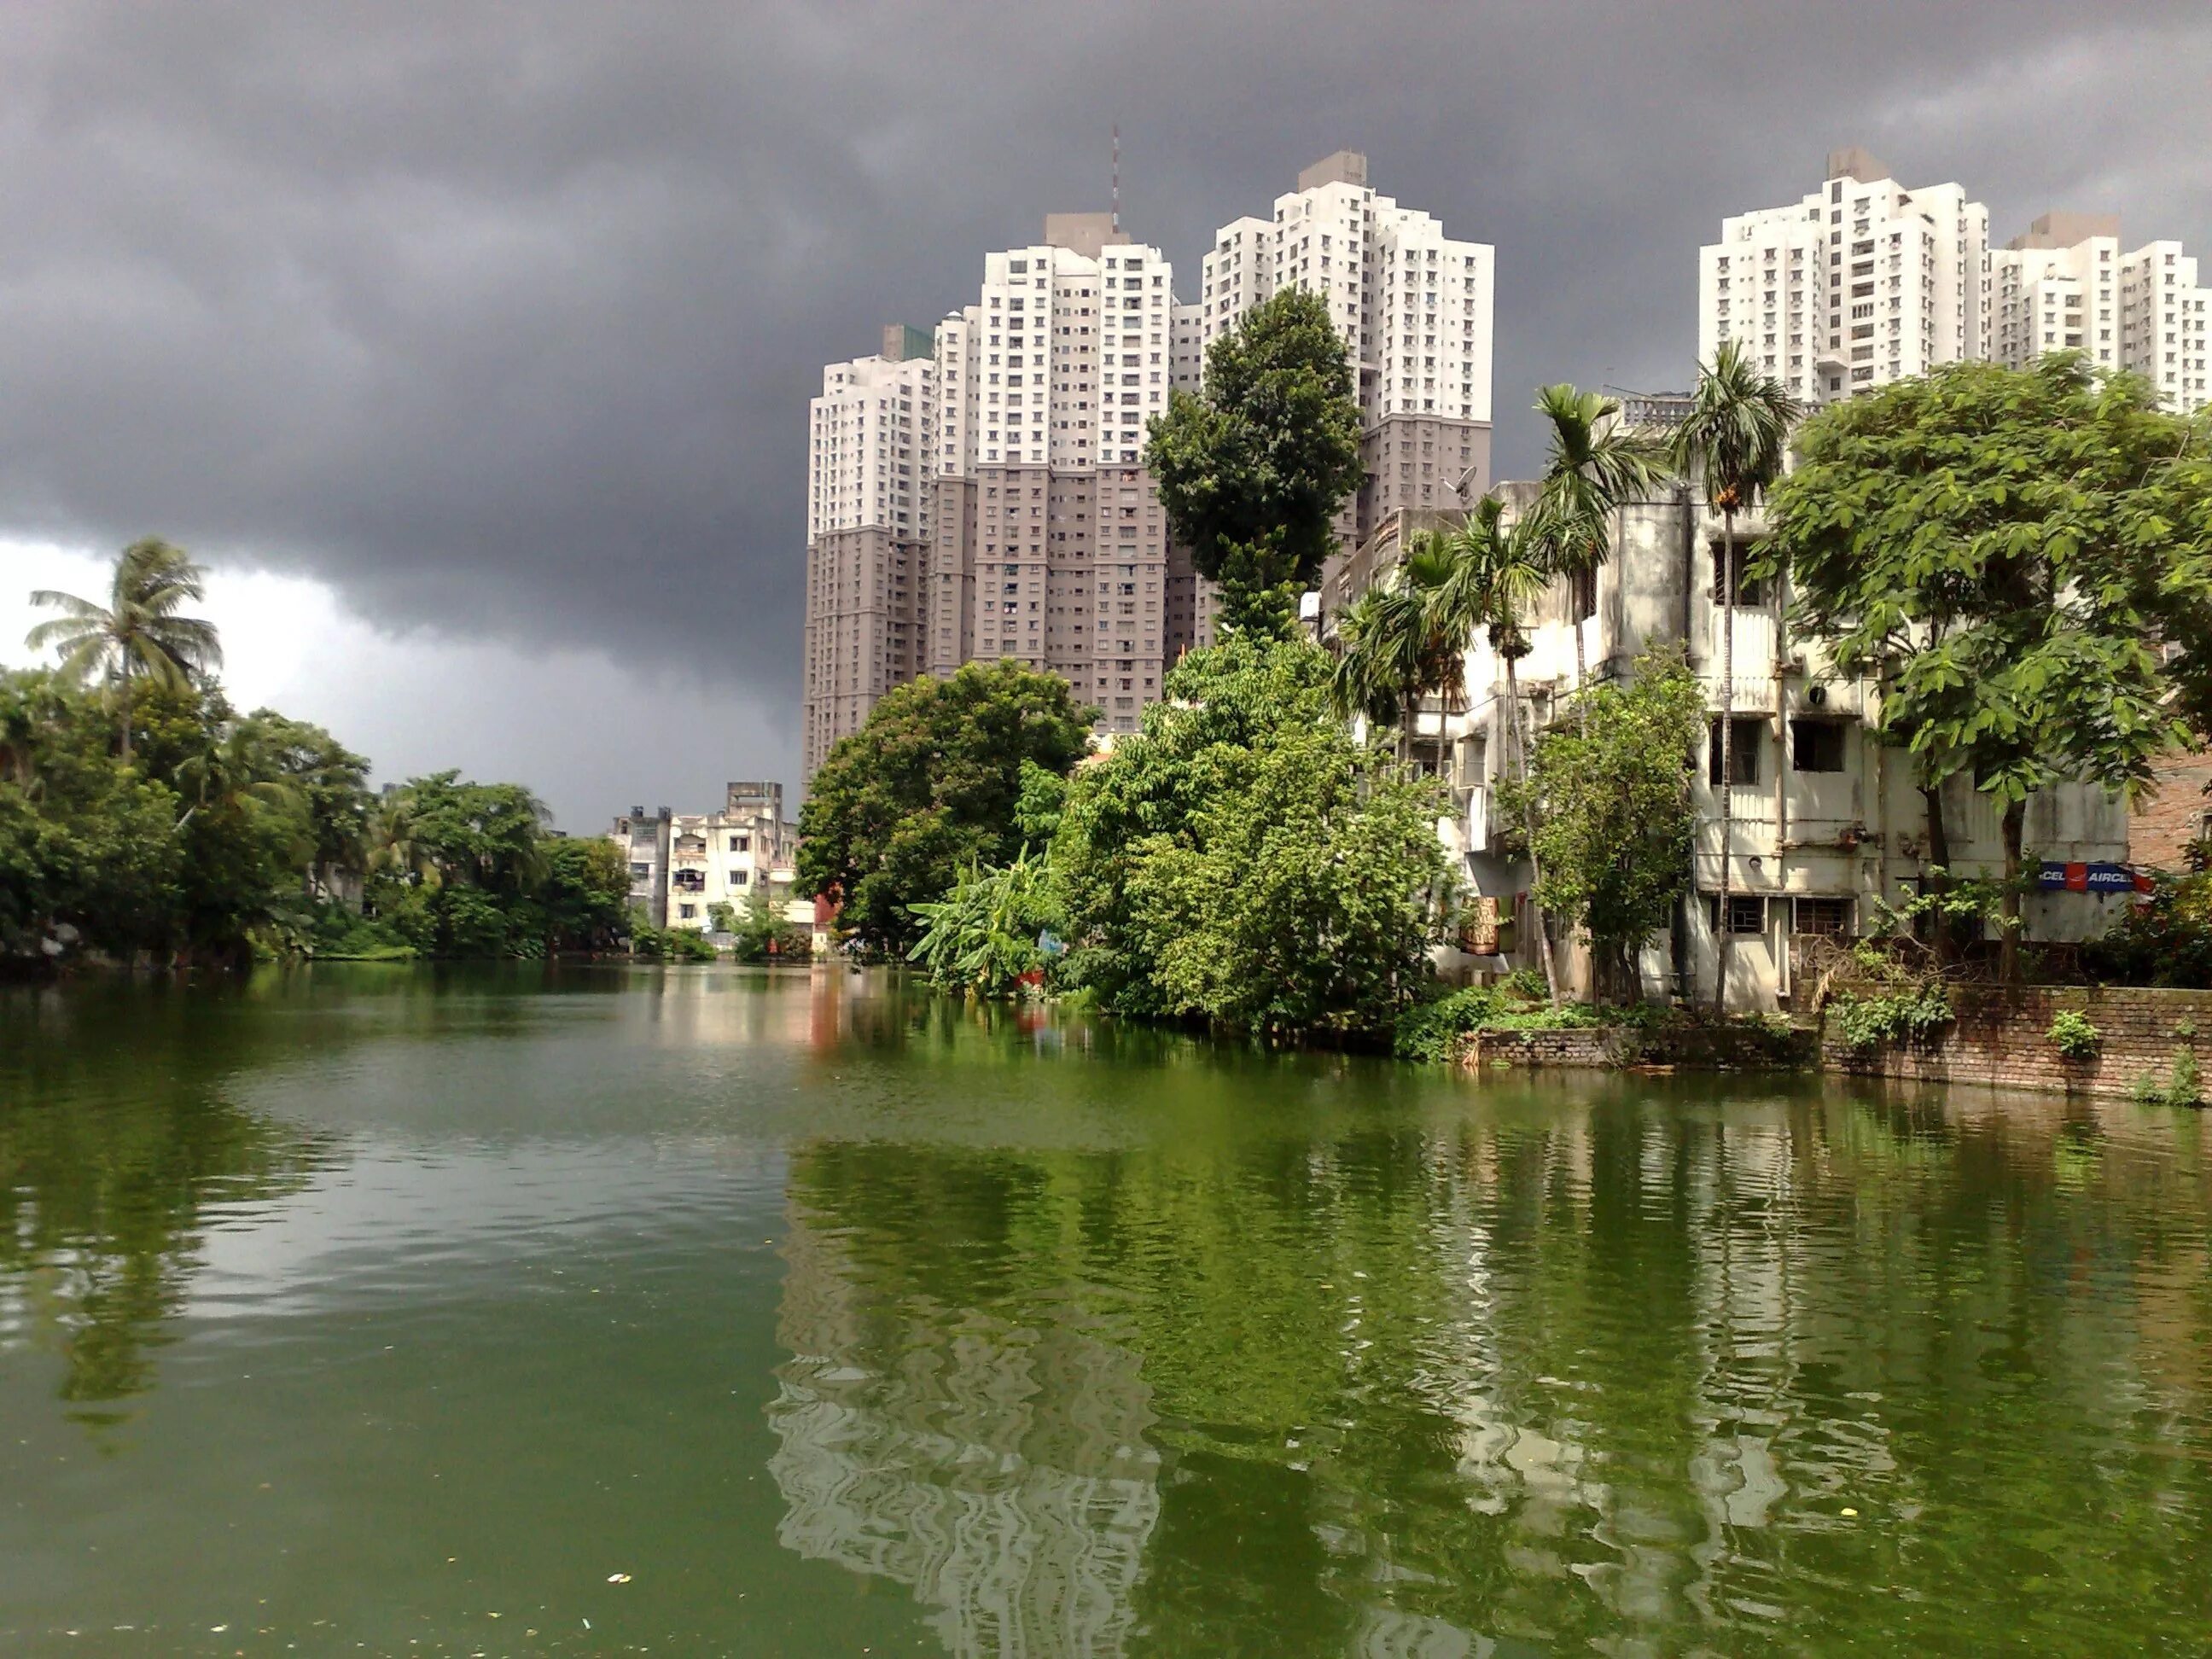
[1111,123,1121,236]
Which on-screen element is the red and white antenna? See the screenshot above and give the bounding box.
[1111,122,1121,236]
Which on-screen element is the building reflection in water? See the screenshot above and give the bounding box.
[759,1057,2211,1654]
[765,1191,1161,1657]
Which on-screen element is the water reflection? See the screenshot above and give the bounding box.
[1,980,342,1416]
[767,1071,2212,1656]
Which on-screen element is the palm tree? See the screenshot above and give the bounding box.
[368,791,441,888]
[1530,385,1667,730]
[1431,496,1563,1002]
[1329,538,1464,768]
[174,722,305,836]
[26,538,222,762]
[1668,340,1800,1012]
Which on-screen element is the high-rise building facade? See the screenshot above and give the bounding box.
[1991,212,2208,411]
[1197,150,1496,578]
[802,328,934,777]
[802,221,1192,777]
[1700,148,1989,407]
[802,154,1495,780]
[1703,149,2207,416]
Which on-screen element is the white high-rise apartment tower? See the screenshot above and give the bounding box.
[1197,152,1495,585]
[1991,212,2208,413]
[1700,148,1988,406]
[803,326,934,777]
[1703,150,2208,416]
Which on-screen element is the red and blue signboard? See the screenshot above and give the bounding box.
[2037,861,2153,894]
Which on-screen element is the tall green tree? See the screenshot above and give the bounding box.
[1145,289,1365,636]
[1669,340,1800,1008]
[1528,386,1666,724]
[538,835,632,952]
[1498,648,1705,1002]
[26,538,223,762]
[1760,356,2210,981]
[797,660,1093,954]
[1054,635,1451,1037]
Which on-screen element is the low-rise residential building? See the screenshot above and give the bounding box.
[663,781,794,931]
[609,805,672,928]
[1357,485,2133,1010]
[609,783,799,936]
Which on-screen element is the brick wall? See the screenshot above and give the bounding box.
[1823,985,2212,1098]
[2131,754,2212,870]
[1460,1022,1814,1073]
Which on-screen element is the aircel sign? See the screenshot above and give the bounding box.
[2038,862,2152,894]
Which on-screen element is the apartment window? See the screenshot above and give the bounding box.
[1708,718,1763,785]
[1706,894,1767,934]
[1791,719,1848,772]
[1712,540,1766,606]
[1792,896,1854,937]
[1569,563,1597,623]
[727,834,750,853]
[628,863,650,881]
[730,870,749,886]
[678,904,696,921]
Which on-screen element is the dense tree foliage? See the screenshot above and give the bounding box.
[1497,649,1706,1001]
[359,772,628,959]
[1052,636,1452,1037]
[1144,289,1365,635]
[3,670,625,966]
[796,660,1094,954]
[1760,356,2212,978]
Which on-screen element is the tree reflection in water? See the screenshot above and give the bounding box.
[1,979,341,1417]
[764,1017,2212,1657]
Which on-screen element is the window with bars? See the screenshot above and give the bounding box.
[1706,894,1767,934]
[1712,539,1767,606]
[1793,896,1853,936]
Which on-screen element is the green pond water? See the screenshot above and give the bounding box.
[3,967,2210,1656]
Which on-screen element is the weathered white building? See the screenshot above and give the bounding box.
[661,781,795,932]
[608,804,672,928]
[1406,486,2132,1011]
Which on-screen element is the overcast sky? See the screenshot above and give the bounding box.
[3,2,2207,827]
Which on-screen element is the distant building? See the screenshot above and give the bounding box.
[1702,148,2207,414]
[608,805,672,928]
[661,781,795,932]
[1701,148,1990,408]
[801,151,1498,777]
[1993,212,2209,412]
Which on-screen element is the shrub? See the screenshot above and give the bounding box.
[2171,1047,2203,1107]
[1394,987,1504,1063]
[1828,985,1953,1051]
[630,919,717,962]
[2046,1010,2103,1061]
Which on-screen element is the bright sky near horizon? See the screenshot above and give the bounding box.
[0,541,781,831]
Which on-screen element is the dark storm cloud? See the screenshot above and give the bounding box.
[3,1,2209,712]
